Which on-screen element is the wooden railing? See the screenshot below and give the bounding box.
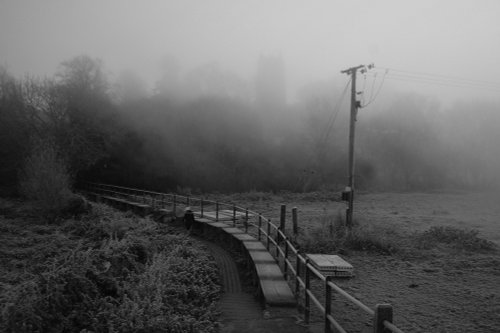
[81,182,406,333]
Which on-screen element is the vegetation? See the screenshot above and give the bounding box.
[18,138,75,220]
[2,56,500,194]
[0,202,221,333]
[297,211,497,256]
[415,226,496,252]
[297,212,401,255]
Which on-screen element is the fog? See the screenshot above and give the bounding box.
[1,0,500,192]
[2,0,500,103]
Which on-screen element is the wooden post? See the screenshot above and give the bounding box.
[187,196,190,207]
[276,234,280,258]
[341,65,365,228]
[295,252,301,296]
[292,207,298,235]
[284,237,289,280]
[305,258,311,324]
[216,201,219,222]
[244,208,249,233]
[233,204,237,227]
[279,204,286,242]
[325,276,332,333]
[258,214,262,241]
[200,198,204,217]
[266,220,271,251]
[373,304,393,333]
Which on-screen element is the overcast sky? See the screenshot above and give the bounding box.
[1,0,500,105]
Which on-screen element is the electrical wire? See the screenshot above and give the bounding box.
[360,73,367,106]
[380,67,500,87]
[368,67,500,92]
[367,72,377,104]
[361,69,388,108]
[370,74,500,92]
[320,78,351,146]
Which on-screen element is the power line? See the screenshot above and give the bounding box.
[367,72,377,104]
[320,78,351,146]
[374,74,500,92]
[367,68,500,92]
[361,69,388,108]
[379,67,500,87]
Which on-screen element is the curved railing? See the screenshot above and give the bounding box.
[80,182,405,333]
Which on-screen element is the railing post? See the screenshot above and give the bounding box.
[276,234,280,258]
[279,204,286,243]
[258,214,262,241]
[161,194,165,209]
[233,204,236,227]
[304,258,311,324]
[292,207,298,236]
[325,276,332,333]
[244,208,249,233]
[295,252,301,296]
[284,237,289,280]
[216,201,219,222]
[201,198,204,217]
[373,304,393,333]
[266,220,271,251]
[187,196,190,207]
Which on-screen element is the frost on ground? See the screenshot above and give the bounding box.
[221,190,500,333]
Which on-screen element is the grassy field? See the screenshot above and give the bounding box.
[215,190,500,333]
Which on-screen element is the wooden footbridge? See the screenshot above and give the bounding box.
[81,182,405,333]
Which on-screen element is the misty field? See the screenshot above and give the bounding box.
[220,190,500,333]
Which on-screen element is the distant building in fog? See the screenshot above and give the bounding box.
[255,54,286,111]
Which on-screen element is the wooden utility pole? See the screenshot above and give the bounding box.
[341,65,364,228]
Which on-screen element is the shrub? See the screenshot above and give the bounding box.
[416,226,496,252]
[110,243,220,332]
[19,139,74,219]
[344,223,401,254]
[298,211,401,255]
[1,247,104,332]
[297,211,345,253]
[0,216,221,333]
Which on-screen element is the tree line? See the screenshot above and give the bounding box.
[1,55,499,196]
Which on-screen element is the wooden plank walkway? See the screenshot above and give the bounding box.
[196,216,296,308]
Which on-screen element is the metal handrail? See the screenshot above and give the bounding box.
[81,181,405,333]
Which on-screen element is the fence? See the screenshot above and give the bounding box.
[81,182,405,333]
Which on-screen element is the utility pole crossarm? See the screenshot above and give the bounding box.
[340,65,365,75]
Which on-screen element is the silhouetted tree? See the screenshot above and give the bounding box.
[54,55,117,174]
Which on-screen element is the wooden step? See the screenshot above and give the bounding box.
[194,216,296,308]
